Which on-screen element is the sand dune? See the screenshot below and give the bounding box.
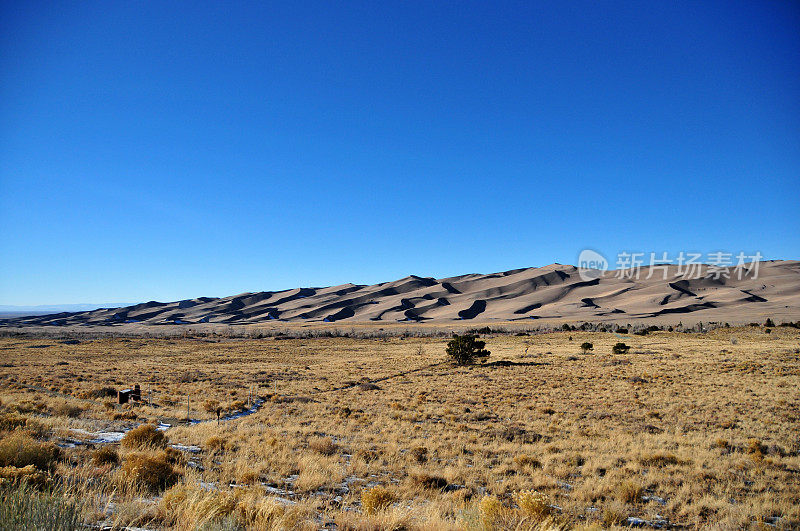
[4,260,799,327]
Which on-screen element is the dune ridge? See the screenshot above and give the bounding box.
[4,260,799,327]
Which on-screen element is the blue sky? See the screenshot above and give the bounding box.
[1,1,798,306]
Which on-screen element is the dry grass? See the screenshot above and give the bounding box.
[120,424,167,450]
[361,485,395,514]
[91,446,119,466]
[0,325,798,528]
[0,432,60,471]
[119,451,179,493]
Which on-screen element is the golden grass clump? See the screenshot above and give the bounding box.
[514,454,542,468]
[0,432,60,472]
[479,494,505,527]
[120,452,179,493]
[51,401,83,418]
[361,485,395,514]
[120,424,167,450]
[616,480,644,504]
[308,436,338,456]
[91,446,119,467]
[639,452,680,467]
[409,445,428,463]
[514,490,551,519]
[0,412,28,431]
[0,464,48,488]
[409,472,448,490]
[747,438,767,457]
[160,484,236,527]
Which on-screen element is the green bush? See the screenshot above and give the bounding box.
[612,342,631,354]
[446,334,490,365]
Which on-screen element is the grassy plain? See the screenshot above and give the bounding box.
[0,325,798,529]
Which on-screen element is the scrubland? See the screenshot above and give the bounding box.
[0,325,798,529]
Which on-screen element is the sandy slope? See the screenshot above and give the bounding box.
[4,261,799,327]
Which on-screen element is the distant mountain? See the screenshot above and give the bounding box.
[2,261,799,326]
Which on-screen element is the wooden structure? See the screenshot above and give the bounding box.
[117,384,141,404]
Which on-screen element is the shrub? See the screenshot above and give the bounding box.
[0,413,28,431]
[747,438,767,457]
[356,448,379,463]
[764,318,775,328]
[308,437,338,456]
[163,447,185,466]
[580,342,593,354]
[639,452,679,467]
[612,342,631,354]
[409,446,428,463]
[617,480,643,503]
[205,435,225,452]
[602,505,626,526]
[514,490,550,519]
[410,472,448,490]
[80,387,117,399]
[0,465,47,488]
[446,334,490,365]
[0,433,60,472]
[120,452,178,493]
[361,486,394,514]
[120,424,167,450]
[91,446,119,467]
[52,402,83,418]
[514,454,542,468]
[479,495,505,527]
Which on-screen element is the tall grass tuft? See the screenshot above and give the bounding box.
[0,482,83,530]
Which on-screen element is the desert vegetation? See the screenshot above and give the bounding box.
[0,324,798,529]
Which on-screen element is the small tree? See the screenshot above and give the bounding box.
[764,318,775,328]
[612,342,630,354]
[446,334,490,365]
[580,342,593,354]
